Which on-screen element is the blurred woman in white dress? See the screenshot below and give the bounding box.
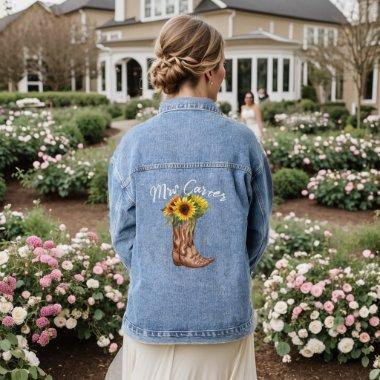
[240,91,264,142]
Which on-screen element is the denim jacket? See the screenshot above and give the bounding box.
[108,96,273,344]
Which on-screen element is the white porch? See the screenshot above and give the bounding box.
[97,42,302,111]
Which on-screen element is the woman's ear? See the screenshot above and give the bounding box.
[204,71,213,83]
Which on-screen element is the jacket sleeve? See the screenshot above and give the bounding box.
[107,155,136,272]
[246,150,273,277]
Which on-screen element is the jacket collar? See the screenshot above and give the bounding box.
[157,96,223,115]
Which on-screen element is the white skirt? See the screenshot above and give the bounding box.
[105,331,258,380]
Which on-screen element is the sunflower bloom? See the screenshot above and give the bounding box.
[191,195,208,211]
[163,195,181,216]
[173,197,196,221]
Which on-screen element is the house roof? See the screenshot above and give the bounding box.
[196,0,347,25]
[50,0,114,15]
[227,29,299,44]
[0,0,114,31]
[0,1,53,32]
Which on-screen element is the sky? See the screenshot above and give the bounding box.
[0,0,355,18]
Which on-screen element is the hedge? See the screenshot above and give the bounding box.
[0,92,109,107]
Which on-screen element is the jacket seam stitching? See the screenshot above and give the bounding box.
[158,108,225,117]
[113,160,135,205]
[124,315,253,334]
[130,162,252,176]
[248,179,266,270]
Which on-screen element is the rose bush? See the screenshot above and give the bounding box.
[261,250,379,373]
[259,212,332,274]
[264,133,380,173]
[274,112,335,134]
[303,169,380,211]
[0,228,129,376]
[0,110,74,172]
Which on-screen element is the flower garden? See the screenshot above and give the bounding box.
[0,94,379,379]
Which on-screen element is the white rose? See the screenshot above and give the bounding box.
[307,338,325,354]
[11,307,27,325]
[309,320,323,334]
[274,301,288,315]
[324,316,335,329]
[287,298,295,305]
[0,250,9,265]
[66,317,77,329]
[97,336,110,347]
[16,335,28,349]
[269,318,284,332]
[17,245,30,258]
[310,311,319,320]
[359,306,369,318]
[298,329,308,338]
[369,304,378,314]
[21,324,30,334]
[53,316,66,328]
[349,301,359,309]
[2,351,12,361]
[300,347,314,358]
[0,301,13,314]
[24,350,40,367]
[337,337,354,353]
[86,279,99,289]
[329,328,338,337]
[291,335,303,345]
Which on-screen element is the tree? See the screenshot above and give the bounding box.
[301,0,380,127]
[0,25,28,91]
[0,8,100,92]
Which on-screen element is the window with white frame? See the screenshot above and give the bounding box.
[100,61,106,92]
[304,26,337,48]
[363,64,378,102]
[283,58,290,92]
[143,0,191,20]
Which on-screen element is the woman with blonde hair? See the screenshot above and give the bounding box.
[106,14,272,380]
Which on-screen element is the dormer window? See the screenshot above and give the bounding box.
[142,0,192,21]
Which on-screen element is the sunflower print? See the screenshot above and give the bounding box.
[161,193,215,268]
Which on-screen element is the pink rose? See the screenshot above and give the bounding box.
[337,324,347,334]
[26,235,43,248]
[342,283,352,293]
[369,317,379,327]
[314,301,324,309]
[43,240,55,249]
[294,275,306,288]
[310,284,324,297]
[109,343,118,353]
[346,294,355,302]
[93,265,103,275]
[324,301,334,314]
[359,332,370,343]
[292,306,303,318]
[345,315,355,326]
[67,295,76,304]
[300,282,313,294]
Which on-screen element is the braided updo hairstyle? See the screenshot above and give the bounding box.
[149,15,224,95]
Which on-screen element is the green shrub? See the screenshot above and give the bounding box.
[301,85,317,102]
[0,175,6,202]
[273,168,309,199]
[320,104,349,127]
[295,99,319,112]
[0,92,109,107]
[261,101,296,124]
[124,98,154,119]
[88,161,108,204]
[217,101,232,115]
[74,109,109,144]
[104,103,124,119]
[61,121,85,146]
[343,125,368,139]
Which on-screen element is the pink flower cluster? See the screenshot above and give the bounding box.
[32,327,57,346]
[0,276,17,296]
[40,303,62,317]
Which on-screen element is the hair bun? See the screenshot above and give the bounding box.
[148,15,224,95]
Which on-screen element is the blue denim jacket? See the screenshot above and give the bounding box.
[108,96,273,344]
